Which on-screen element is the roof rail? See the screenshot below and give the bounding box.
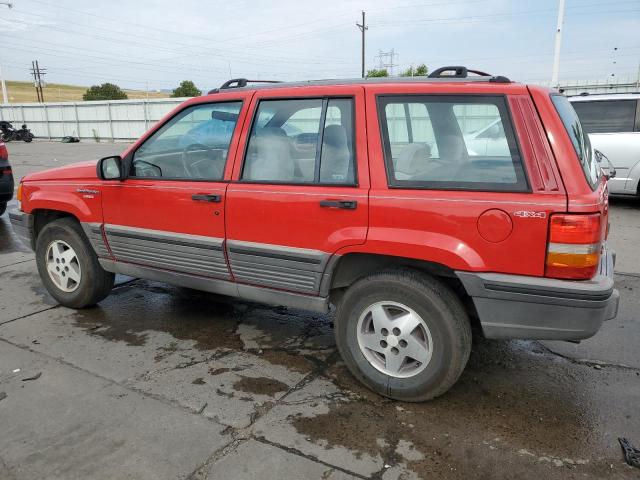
[208,78,282,94]
[428,66,510,83]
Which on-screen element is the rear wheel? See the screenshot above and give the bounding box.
[0,203,6,216]
[35,218,114,308]
[334,269,472,402]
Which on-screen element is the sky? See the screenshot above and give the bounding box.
[0,0,639,92]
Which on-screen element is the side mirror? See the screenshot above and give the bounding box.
[97,155,124,181]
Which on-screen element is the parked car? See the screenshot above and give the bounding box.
[569,93,640,196]
[10,67,619,401]
[0,140,12,215]
[464,118,510,157]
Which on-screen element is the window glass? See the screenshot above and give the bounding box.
[320,99,355,183]
[551,95,600,189]
[242,98,355,184]
[571,100,637,134]
[379,96,527,190]
[132,102,241,180]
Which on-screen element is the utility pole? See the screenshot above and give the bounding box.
[30,60,46,103]
[551,0,565,88]
[356,11,367,78]
[0,2,12,104]
[30,61,41,102]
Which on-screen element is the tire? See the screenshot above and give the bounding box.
[334,269,472,402]
[35,217,114,308]
[0,203,6,216]
[24,136,33,143]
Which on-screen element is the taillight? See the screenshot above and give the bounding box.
[16,182,22,202]
[0,166,10,176]
[546,213,602,280]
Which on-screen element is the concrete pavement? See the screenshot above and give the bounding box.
[0,141,638,479]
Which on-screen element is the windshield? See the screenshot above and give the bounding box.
[551,95,601,190]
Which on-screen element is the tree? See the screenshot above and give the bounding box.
[400,64,429,77]
[83,83,128,101]
[171,80,202,97]
[366,68,389,78]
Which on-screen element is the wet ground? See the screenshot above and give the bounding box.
[0,142,639,479]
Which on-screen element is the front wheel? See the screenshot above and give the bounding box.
[334,269,472,402]
[35,218,114,308]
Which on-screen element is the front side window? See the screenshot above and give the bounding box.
[242,98,355,184]
[571,99,637,134]
[132,101,242,180]
[551,95,600,189]
[378,95,527,191]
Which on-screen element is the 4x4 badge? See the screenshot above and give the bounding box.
[513,210,546,219]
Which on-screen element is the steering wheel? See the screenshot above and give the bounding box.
[181,143,221,179]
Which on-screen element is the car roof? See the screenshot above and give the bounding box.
[568,92,640,102]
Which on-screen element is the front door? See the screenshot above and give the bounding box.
[101,95,249,281]
[225,85,369,295]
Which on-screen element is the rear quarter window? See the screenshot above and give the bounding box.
[377,95,528,192]
[551,95,601,190]
[571,99,637,134]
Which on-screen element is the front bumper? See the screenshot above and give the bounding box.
[9,209,34,250]
[457,246,619,341]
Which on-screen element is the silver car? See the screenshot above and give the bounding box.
[569,93,640,196]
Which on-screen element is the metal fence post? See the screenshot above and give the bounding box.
[107,101,114,141]
[143,100,149,131]
[73,103,80,138]
[43,104,51,139]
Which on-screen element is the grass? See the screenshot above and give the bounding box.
[3,80,171,103]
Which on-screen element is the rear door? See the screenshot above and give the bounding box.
[100,93,251,280]
[225,85,369,295]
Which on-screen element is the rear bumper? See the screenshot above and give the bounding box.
[0,173,13,202]
[8,209,34,250]
[456,246,619,341]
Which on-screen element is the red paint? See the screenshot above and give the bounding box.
[18,78,610,284]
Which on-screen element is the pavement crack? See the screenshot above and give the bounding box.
[0,258,35,269]
[186,436,250,480]
[536,341,639,372]
[0,304,61,326]
[254,437,370,480]
[0,336,230,429]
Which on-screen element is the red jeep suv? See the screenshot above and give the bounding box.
[10,67,619,401]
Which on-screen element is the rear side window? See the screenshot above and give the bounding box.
[551,95,600,189]
[242,98,356,185]
[571,100,637,134]
[378,95,527,191]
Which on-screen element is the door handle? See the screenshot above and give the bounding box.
[192,193,222,203]
[319,199,358,210]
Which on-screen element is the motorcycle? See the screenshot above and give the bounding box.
[0,121,34,142]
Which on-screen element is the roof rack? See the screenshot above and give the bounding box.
[205,67,512,95]
[428,66,510,83]
[208,78,282,94]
